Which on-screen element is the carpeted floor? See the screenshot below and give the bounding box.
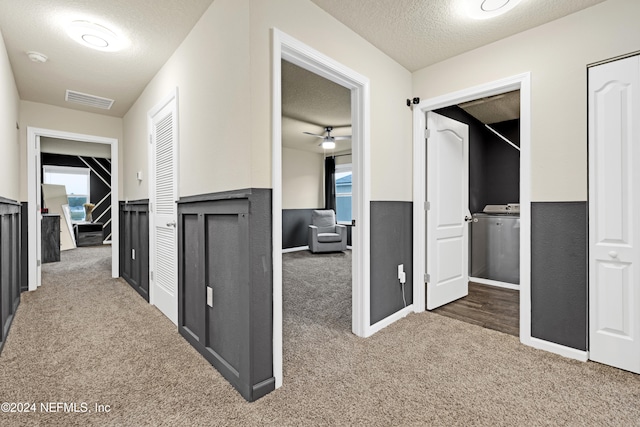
[1,247,640,426]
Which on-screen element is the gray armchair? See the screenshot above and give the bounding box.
[308,209,347,253]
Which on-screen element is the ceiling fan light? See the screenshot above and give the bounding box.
[321,139,336,150]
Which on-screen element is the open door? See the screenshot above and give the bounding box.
[589,55,640,373]
[426,111,470,310]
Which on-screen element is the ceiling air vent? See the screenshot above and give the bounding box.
[65,90,114,110]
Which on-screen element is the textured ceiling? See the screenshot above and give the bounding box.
[460,90,520,125]
[310,0,606,71]
[282,60,351,155]
[0,0,214,117]
[0,0,606,120]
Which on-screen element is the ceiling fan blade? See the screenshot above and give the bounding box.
[333,135,351,140]
[303,131,324,138]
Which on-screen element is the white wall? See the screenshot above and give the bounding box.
[122,0,411,202]
[122,0,251,201]
[18,101,123,201]
[0,30,20,201]
[41,137,111,158]
[250,0,412,201]
[282,147,323,209]
[412,0,640,202]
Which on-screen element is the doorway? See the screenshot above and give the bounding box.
[272,29,371,389]
[428,93,522,336]
[412,73,537,350]
[27,127,119,291]
[280,57,354,375]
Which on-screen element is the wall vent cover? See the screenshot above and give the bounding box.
[65,90,114,110]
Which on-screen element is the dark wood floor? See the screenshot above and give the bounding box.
[431,282,519,337]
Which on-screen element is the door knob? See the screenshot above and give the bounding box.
[608,251,618,258]
[166,221,176,228]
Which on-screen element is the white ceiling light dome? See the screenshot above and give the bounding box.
[467,0,524,20]
[26,51,48,63]
[66,20,126,52]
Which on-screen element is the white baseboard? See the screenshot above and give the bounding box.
[282,246,352,253]
[523,336,588,362]
[470,276,519,290]
[365,305,414,337]
[282,246,309,253]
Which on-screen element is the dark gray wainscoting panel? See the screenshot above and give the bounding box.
[41,214,60,263]
[20,202,28,292]
[283,208,352,249]
[178,188,274,402]
[119,200,150,301]
[531,202,587,350]
[370,201,413,325]
[0,197,21,355]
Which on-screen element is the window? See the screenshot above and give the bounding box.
[43,166,91,222]
[335,163,352,224]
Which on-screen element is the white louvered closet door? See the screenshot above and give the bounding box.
[150,94,178,325]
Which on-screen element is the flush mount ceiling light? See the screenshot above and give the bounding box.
[467,0,523,19]
[26,51,48,63]
[66,20,124,52]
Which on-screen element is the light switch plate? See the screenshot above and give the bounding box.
[207,286,213,307]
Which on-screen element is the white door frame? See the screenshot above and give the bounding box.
[272,28,371,388]
[412,73,586,362]
[27,127,119,290]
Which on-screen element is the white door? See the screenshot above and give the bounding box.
[149,93,179,325]
[589,55,640,373]
[426,112,470,310]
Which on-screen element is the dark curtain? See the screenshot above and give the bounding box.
[324,156,336,211]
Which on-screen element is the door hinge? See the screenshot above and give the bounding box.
[351,219,356,227]
[425,201,430,211]
[425,273,430,283]
[149,134,153,144]
[149,202,153,213]
[37,259,41,267]
[150,271,154,281]
[425,128,431,140]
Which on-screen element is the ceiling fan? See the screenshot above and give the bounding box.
[303,126,351,149]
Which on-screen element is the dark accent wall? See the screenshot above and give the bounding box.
[282,208,352,249]
[435,106,520,214]
[178,188,274,402]
[20,202,28,292]
[370,201,413,325]
[119,200,149,301]
[0,197,21,355]
[41,153,112,240]
[41,215,60,263]
[531,202,587,350]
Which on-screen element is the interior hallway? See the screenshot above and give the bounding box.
[1,247,639,425]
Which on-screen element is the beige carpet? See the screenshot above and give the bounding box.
[1,247,639,426]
